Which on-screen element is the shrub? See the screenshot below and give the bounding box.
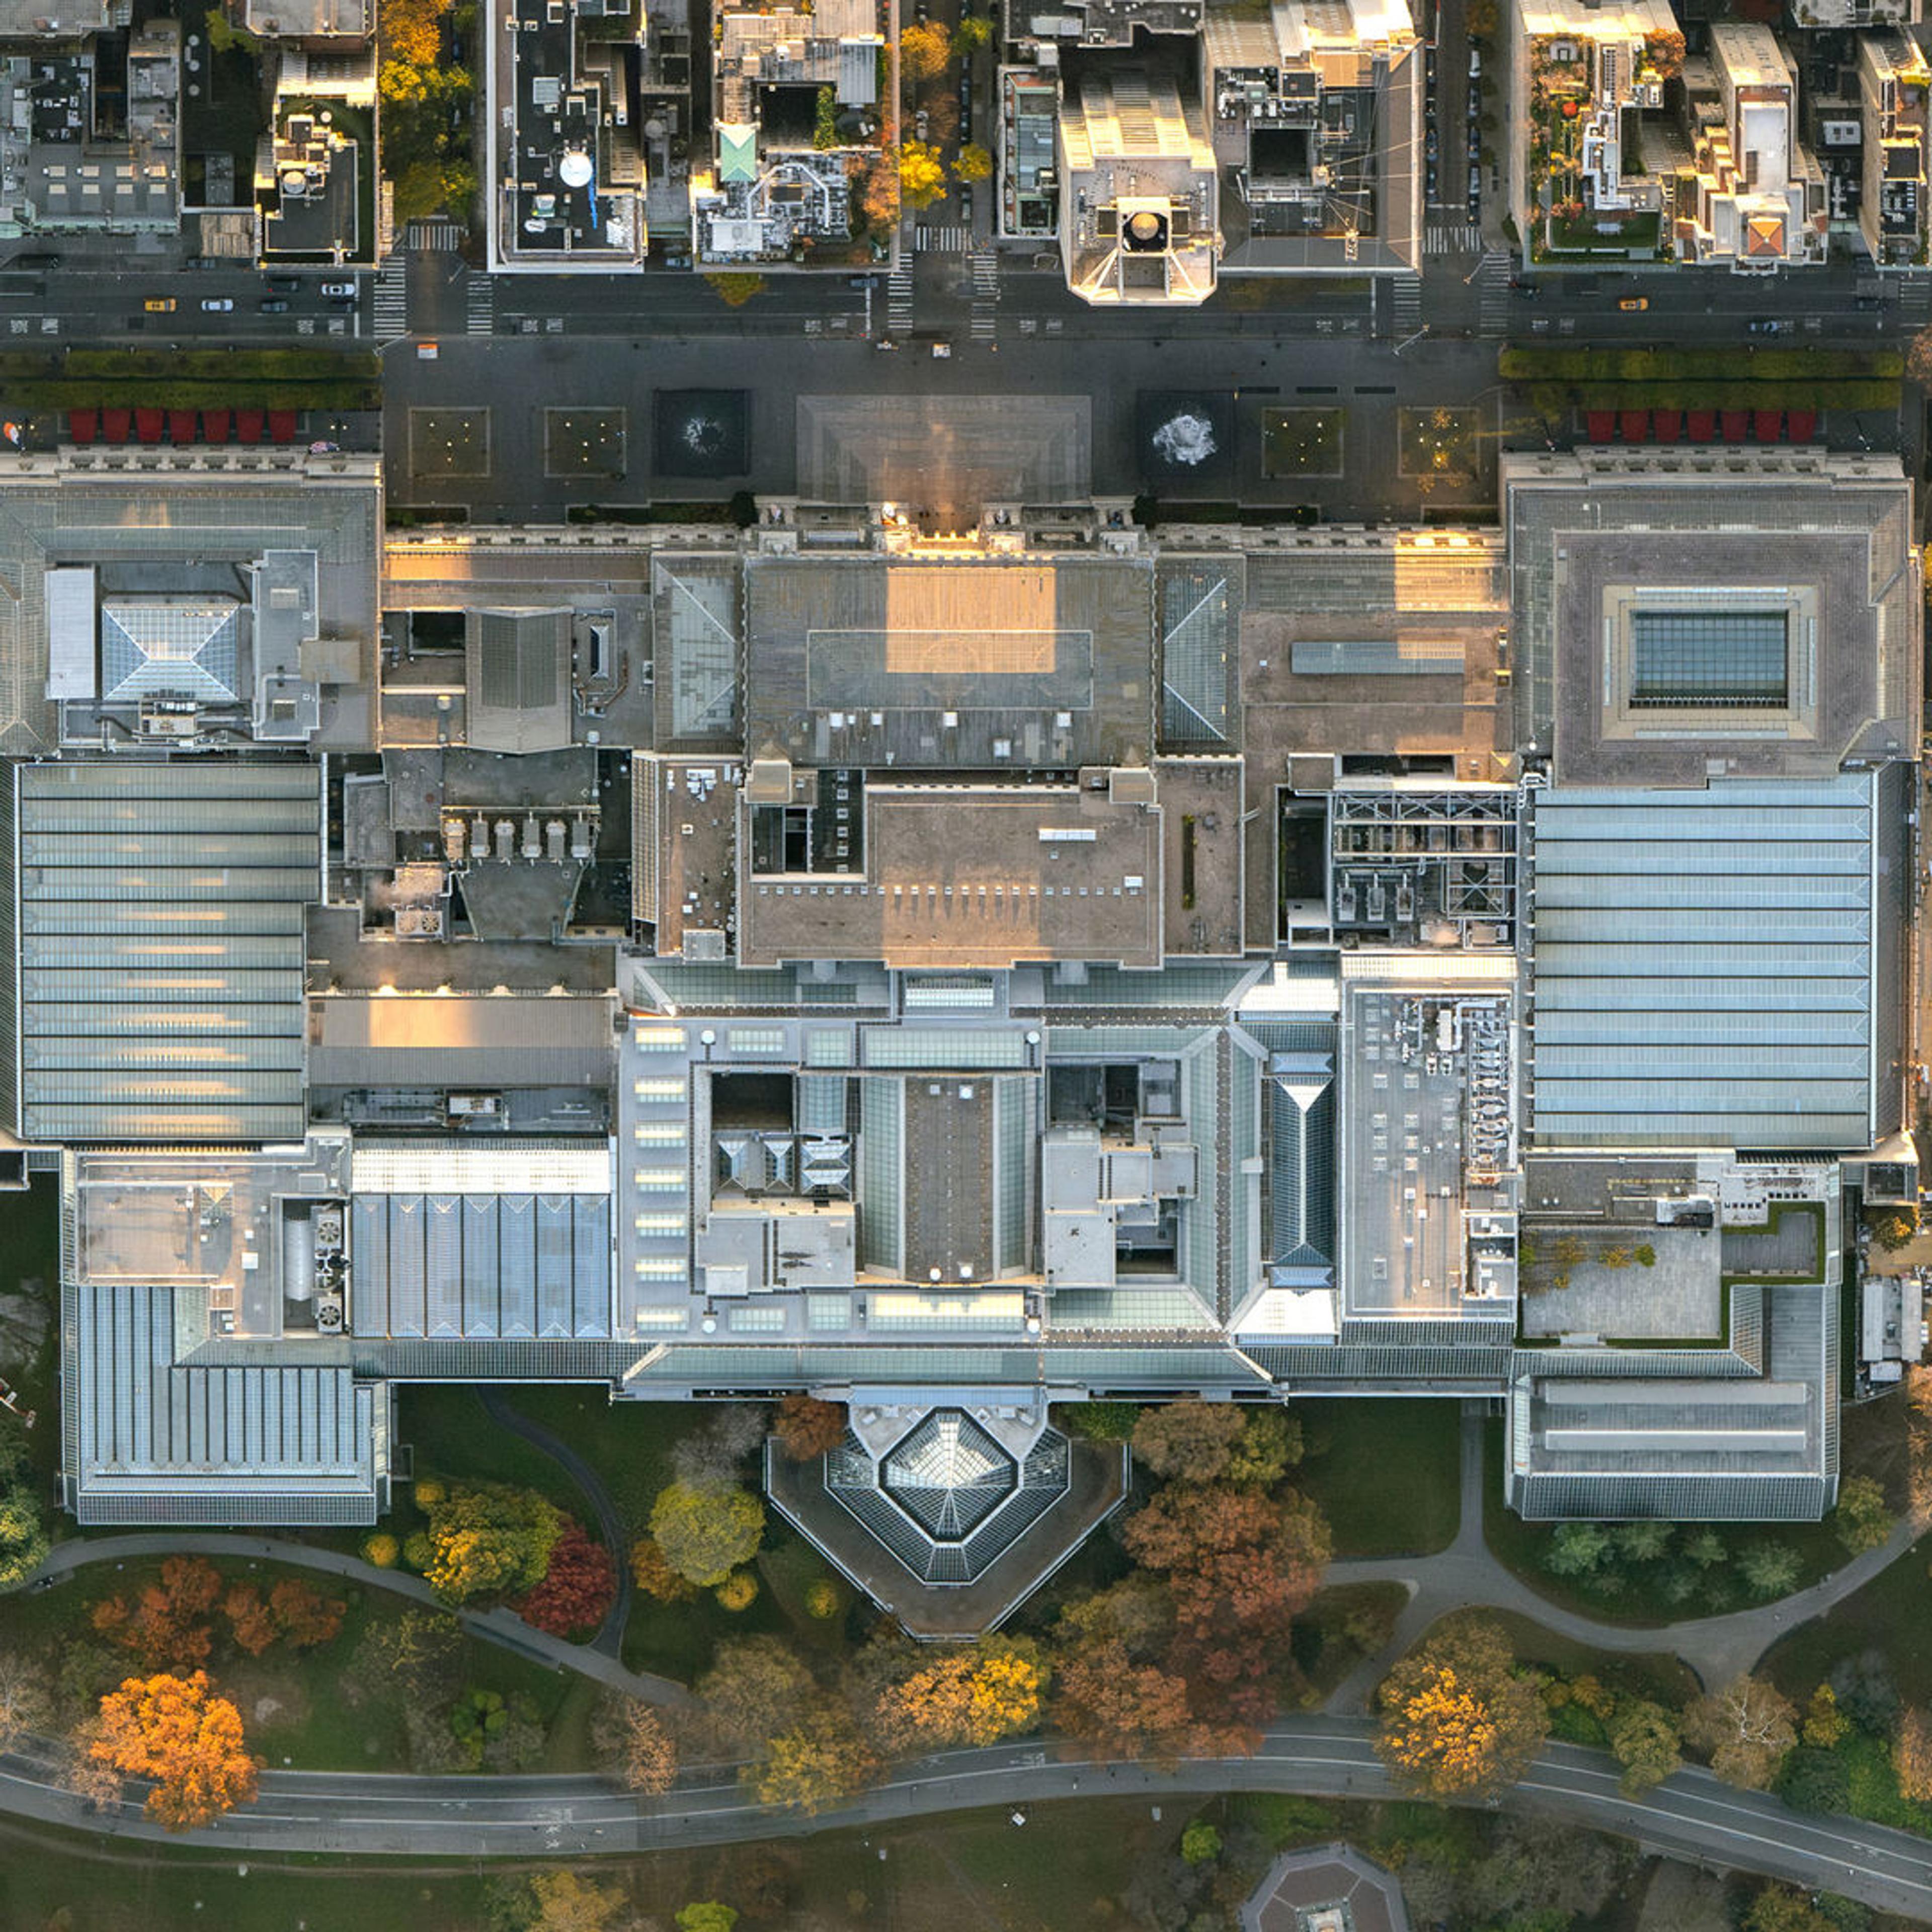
[803,1579,840,1620]
[716,1569,760,1613]
[413,1477,447,1508]
[362,1533,400,1569]
[402,1532,434,1572]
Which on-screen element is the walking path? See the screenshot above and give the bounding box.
[24,1532,692,1709]
[477,1386,636,1661]
[1321,1403,1919,1711]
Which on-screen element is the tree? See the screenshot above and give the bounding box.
[1802,1683,1850,1748]
[703,272,768,309]
[1684,1674,1797,1790]
[676,1907,740,1932]
[630,1535,699,1603]
[694,1636,815,1757]
[1374,1619,1546,1799]
[422,1482,565,1603]
[1832,1474,1895,1555]
[950,14,992,53]
[1131,1403,1246,1482]
[1895,1705,1932,1801]
[514,1522,616,1637]
[91,1555,223,1671]
[0,1650,50,1750]
[222,1584,280,1657]
[528,1871,624,1932]
[953,142,993,184]
[671,1406,771,1490]
[1543,1521,1612,1577]
[1615,1518,1672,1564]
[775,1394,847,1461]
[898,22,951,82]
[899,140,948,211]
[0,1490,48,1590]
[872,1639,1046,1750]
[1053,1637,1199,1762]
[362,1533,400,1568]
[651,1482,765,1587]
[716,1569,759,1612]
[1179,1820,1222,1864]
[751,1703,878,1812]
[1870,1209,1918,1252]
[1123,1483,1330,1648]
[594,1694,679,1794]
[268,1577,345,1650]
[1738,1541,1803,1600]
[1747,1887,1835,1932]
[1059,1401,1139,1440]
[90,1671,258,1830]
[1607,1698,1681,1796]
[1777,1744,1850,1815]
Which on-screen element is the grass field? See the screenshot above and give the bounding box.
[1297,1399,1462,1557]
[1760,1532,1932,1706]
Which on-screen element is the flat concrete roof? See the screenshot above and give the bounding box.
[739,785,1164,970]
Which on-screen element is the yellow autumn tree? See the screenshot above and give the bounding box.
[89,1670,259,1830]
[1897,1707,1932,1802]
[873,1639,1047,1750]
[899,140,947,211]
[1374,1619,1546,1799]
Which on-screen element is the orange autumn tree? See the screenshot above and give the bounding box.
[872,1639,1047,1750]
[90,1670,260,1830]
[1374,1618,1546,1799]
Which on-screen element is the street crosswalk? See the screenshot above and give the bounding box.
[406,218,463,252]
[1426,221,1482,255]
[886,269,914,336]
[1896,271,1932,326]
[1475,248,1513,336]
[1390,274,1422,334]
[465,273,496,336]
[914,223,972,252]
[969,248,998,342]
[371,259,409,340]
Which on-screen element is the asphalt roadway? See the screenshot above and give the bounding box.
[3,1719,1928,1913]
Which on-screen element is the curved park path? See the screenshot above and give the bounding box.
[25,1531,692,1710]
[1322,1402,1920,1711]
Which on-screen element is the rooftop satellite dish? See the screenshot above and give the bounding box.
[558,148,594,188]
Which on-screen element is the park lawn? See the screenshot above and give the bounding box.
[1760,1532,1932,1707]
[623,1524,798,1684]
[1297,1398,1461,1556]
[502,1383,709,1536]
[396,1384,590,1523]
[1288,1581,1409,1706]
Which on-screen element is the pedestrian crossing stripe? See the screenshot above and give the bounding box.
[1425,223,1482,255]
[914,224,972,251]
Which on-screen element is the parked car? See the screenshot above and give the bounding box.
[1425,161,1438,200]
[259,298,290,313]
[266,276,300,294]
[1619,296,1648,310]
[1469,46,1481,74]
[143,297,176,312]
[320,280,357,297]
[200,297,233,312]
[1468,164,1482,202]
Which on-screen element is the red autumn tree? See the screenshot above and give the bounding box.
[268,1578,346,1650]
[1052,1637,1200,1762]
[774,1395,848,1462]
[91,1555,224,1671]
[222,1584,280,1658]
[514,1522,616,1638]
[1123,1484,1330,1643]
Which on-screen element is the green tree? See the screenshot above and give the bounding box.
[1747,1885,1835,1932]
[1179,1820,1222,1864]
[1607,1699,1681,1796]
[1542,1520,1611,1577]
[1777,1745,1850,1815]
[676,1907,740,1932]
[950,14,992,53]
[1831,1474,1894,1555]
[650,1482,765,1587]
[1738,1541,1803,1600]
[1614,1519,1671,1564]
